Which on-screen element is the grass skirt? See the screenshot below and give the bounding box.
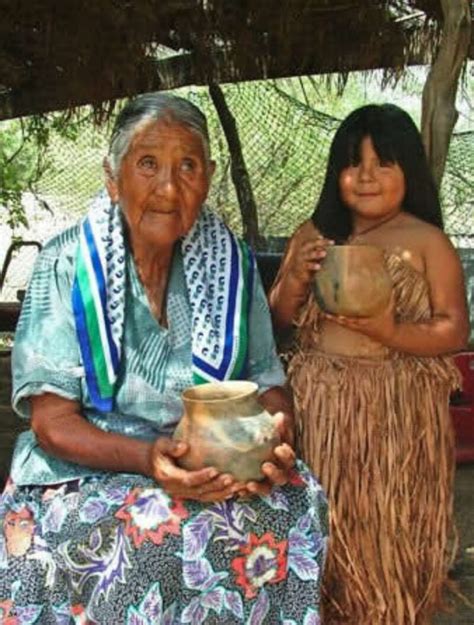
[289,349,459,625]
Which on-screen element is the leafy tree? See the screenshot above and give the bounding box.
[0,119,44,235]
[0,113,92,238]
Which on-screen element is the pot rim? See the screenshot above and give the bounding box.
[182,380,258,403]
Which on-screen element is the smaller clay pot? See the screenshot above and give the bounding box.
[173,381,280,482]
[313,244,392,317]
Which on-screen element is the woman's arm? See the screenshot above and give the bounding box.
[31,393,242,501]
[326,230,469,356]
[32,393,152,474]
[269,222,330,330]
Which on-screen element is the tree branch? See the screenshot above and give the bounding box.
[421,0,471,187]
[209,83,262,249]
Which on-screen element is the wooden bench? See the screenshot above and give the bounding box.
[0,351,29,490]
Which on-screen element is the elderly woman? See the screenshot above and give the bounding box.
[0,93,327,624]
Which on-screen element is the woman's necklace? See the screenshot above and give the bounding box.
[348,212,401,243]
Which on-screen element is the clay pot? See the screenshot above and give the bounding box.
[313,245,392,317]
[173,381,280,482]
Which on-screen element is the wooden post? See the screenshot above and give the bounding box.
[209,83,263,249]
[421,0,471,187]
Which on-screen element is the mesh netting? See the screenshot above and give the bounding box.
[1,78,473,301]
[441,130,474,246]
[190,83,341,240]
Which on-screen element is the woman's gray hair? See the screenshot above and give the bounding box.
[107,92,211,175]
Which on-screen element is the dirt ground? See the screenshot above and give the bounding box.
[434,462,474,625]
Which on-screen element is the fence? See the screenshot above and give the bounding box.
[1,78,473,303]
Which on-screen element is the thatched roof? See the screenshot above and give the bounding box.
[0,1,472,121]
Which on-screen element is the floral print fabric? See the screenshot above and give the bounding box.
[0,462,327,624]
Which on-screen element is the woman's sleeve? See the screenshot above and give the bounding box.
[247,265,286,392]
[12,233,83,419]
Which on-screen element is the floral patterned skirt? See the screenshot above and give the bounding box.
[0,462,327,624]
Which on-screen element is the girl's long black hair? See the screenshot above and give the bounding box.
[311,104,443,242]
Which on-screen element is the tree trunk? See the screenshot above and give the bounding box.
[421,0,471,188]
[209,83,263,249]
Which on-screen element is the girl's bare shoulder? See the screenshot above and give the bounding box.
[398,214,454,250]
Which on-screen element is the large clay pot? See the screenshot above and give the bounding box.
[313,244,392,317]
[173,381,280,482]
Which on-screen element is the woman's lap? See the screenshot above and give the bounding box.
[0,461,327,624]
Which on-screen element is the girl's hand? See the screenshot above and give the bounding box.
[287,236,333,286]
[149,438,244,502]
[269,222,333,329]
[324,294,396,345]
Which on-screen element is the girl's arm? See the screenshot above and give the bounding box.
[326,230,469,356]
[269,222,330,330]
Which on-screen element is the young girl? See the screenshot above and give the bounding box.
[269,104,469,625]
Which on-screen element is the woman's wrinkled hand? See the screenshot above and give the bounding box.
[243,443,297,497]
[237,413,297,498]
[149,438,244,502]
[323,293,396,345]
[273,410,295,448]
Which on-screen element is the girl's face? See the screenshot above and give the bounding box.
[339,136,405,221]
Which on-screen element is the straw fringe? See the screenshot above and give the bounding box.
[288,255,461,625]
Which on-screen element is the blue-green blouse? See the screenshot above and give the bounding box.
[10,224,285,486]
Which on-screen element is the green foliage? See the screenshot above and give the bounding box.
[0,113,96,236]
[0,69,472,246]
[0,333,14,350]
[0,120,41,231]
[35,113,109,218]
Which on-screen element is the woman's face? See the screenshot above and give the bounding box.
[107,117,214,248]
[339,135,405,221]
